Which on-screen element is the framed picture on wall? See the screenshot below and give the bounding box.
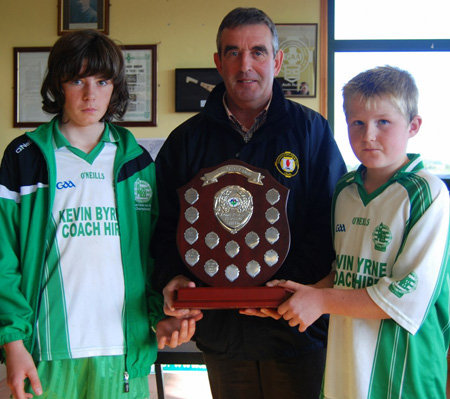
[58,0,110,35]
[14,47,52,128]
[14,45,157,128]
[175,68,223,112]
[114,45,157,127]
[275,24,318,98]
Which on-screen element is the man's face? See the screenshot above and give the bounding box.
[214,24,283,114]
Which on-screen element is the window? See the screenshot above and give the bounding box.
[328,0,450,176]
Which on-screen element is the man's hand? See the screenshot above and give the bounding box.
[156,313,203,350]
[163,275,202,318]
[4,340,42,399]
[239,279,287,319]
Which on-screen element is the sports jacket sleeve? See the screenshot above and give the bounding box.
[0,140,35,346]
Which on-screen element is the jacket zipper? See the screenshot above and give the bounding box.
[123,371,129,393]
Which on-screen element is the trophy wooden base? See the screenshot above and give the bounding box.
[173,286,288,309]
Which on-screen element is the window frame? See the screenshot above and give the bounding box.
[326,0,450,185]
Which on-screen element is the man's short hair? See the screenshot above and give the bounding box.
[216,7,279,58]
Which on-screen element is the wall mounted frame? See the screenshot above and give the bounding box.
[275,24,318,98]
[14,47,52,128]
[58,0,110,35]
[175,68,222,112]
[115,45,157,127]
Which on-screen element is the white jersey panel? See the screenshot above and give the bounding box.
[324,315,381,398]
[44,143,125,359]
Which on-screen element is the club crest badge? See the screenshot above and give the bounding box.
[275,152,299,178]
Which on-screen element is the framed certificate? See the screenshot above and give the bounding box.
[115,45,157,127]
[275,24,318,98]
[14,47,52,128]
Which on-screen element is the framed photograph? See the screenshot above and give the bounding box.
[58,0,109,35]
[14,47,52,128]
[175,68,222,112]
[13,45,157,128]
[275,24,318,98]
[115,45,157,127]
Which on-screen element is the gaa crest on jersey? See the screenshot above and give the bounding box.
[134,178,152,203]
[275,152,299,178]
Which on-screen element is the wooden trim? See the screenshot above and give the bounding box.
[319,0,328,117]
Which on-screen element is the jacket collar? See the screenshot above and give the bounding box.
[204,79,288,124]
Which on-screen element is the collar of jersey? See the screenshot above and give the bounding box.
[353,154,423,202]
[53,122,118,164]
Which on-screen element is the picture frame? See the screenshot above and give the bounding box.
[175,68,223,112]
[275,24,318,98]
[58,0,110,35]
[115,45,157,127]
[14,47,53,128]
[13,45,157,128]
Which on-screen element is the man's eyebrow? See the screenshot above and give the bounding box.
[223,45,239,54]
[252,45,268,53]
[223,45,269,55]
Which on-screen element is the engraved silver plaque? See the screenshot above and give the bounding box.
[214,185,253,234]
[266,188,280,205]
[205,260,219,277]
[185,188,199,205]
[264,250,279,267]
[201,164,265,186]
[265,227,280,244]
[185,207,199,224]
[265,207,280,224]
[246,260,261,278]
[184,227,199,245]
[205,232,220,249]
[185,249,200,266]
[225,265,240,282]
[245,231,260,249]
[225,240,240,258]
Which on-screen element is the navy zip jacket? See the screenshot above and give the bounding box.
[153,80,347,360]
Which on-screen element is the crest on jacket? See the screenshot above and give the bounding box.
[275,151,299,178]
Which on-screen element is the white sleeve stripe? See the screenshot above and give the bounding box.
[0,184,20,203]
[0,183,49,203]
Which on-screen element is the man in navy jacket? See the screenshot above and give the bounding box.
[153,7,347,399]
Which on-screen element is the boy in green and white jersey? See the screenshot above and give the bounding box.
[0,30,200,399]
[263,66,450,398]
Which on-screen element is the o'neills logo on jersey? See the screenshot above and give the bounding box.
[15,140,32,154]
[275,152,299,178]
[134,178,152,211]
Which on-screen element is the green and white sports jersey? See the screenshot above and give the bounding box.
[322,155,450,399]
[37,130,125,361]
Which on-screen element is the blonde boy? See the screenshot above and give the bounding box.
[270,66,450,398]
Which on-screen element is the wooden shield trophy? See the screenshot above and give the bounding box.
[174,160,290,309]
